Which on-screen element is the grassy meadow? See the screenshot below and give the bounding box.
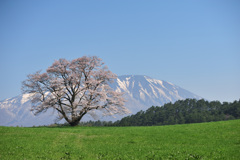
[0,120,239,160]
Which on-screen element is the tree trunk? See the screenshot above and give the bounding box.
[62,110,86,126]
[69,120,81,126]
[68,114,85,126]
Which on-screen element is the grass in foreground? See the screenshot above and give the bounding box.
[0,120,239,159]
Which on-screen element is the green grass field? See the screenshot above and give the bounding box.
[0,120,239,160]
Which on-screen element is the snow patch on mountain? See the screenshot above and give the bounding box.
[21,93,33,104]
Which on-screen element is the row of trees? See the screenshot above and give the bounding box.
[46,120,114,127]
[112,99,240,126]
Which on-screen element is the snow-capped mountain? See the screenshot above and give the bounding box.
[0,75,201,126]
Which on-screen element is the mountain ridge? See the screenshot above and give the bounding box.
[0,75,202,126]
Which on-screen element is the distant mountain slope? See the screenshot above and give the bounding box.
[0,75,202,126]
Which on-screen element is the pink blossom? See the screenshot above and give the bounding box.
[22,56,129,126]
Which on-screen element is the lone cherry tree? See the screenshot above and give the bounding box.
[22,56,129,126]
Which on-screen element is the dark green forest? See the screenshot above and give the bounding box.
[113,99,240,126]
[53,99,240,127]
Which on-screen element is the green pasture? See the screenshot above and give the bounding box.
[0,120,239,159]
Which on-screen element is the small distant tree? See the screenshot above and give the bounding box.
[22,56,129,126]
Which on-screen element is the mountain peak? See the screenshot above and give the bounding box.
[118,75,152,80]
[113,75,201,108]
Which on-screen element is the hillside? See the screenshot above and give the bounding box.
[0,120,239,159]
[113,99,240,126]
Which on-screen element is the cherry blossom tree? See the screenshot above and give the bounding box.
[22,56,129,126]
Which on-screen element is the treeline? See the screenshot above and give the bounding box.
[113,99,240,126]
[47,99,240,127]
[47,120,114,127]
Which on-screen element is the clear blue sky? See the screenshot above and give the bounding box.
[1,0,239,102]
